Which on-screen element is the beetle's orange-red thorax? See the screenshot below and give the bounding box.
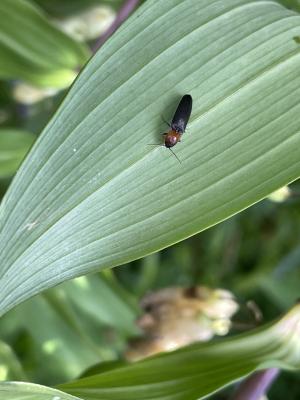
[164,130,181,148]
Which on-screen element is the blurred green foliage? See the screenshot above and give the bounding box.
[0,0,299,399]
[0,0,89,87]
[277,0,300,12]
[0,129,36,178]
[34,0,124,16]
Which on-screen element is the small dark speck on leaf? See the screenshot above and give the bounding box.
[293,36,300,44]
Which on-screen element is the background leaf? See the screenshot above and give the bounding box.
[0,0,89,87]
[58,304,300,400]
[0,382,80,400]
[0,129,36,178]
[256,244,300,309]
[34,0,124,17]
[1,0,300,315]
[0,272,138,384]
[2,303,300,400]
[278,0,300,13]
[0,340,26,381]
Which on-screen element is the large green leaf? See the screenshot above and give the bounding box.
[0,0,89,87]
[1,0,300,315]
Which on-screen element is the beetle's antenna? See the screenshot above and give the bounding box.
[148,144,181,164]
[169,148,181,164]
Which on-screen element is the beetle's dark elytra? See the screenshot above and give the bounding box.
[171,94,192,134]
